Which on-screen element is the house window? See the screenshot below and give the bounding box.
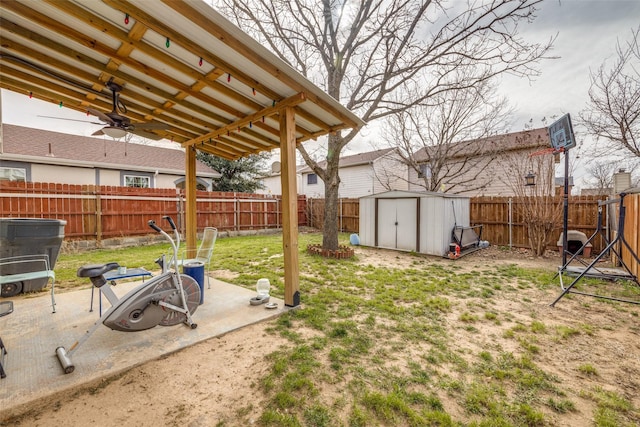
[307,173,318,185]
[124,175,150,188]
[418,164,432,179]
[0,167,27,182]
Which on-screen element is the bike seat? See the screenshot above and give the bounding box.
[77,263,120,279]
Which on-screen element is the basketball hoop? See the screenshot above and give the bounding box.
[529,147,563,157]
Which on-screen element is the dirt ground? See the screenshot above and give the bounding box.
[3,246,639,426]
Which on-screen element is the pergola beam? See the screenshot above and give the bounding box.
[184,92,307,148]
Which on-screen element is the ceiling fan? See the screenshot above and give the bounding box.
[40,80,169,140]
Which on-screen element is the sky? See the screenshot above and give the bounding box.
[2,0,639,185]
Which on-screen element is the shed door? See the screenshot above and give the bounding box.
[376,198,418,251]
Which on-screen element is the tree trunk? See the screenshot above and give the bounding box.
[322,136,342,251]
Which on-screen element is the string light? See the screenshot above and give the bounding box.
[124,14,129,25]
[262,116,265,123]
[165,37,170,48]
[59,101,63,108]
[227,74,231,82]
[29,92,33,99]
[249,121,252,128]
[199,57,203,67]
[252,88,256,96]
[272,100,276,107]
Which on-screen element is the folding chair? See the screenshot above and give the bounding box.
[176,227,217,289]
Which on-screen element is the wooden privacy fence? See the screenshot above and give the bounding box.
[0,181,307,241]
[470,195,608,253]
[307,198,359,233]
[621,192,640,278]
[2,180,636,263]
[309,195,626,254]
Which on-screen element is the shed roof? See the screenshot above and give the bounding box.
[2,124,218,176]
[360,190,470,200]
[0,0,364,160]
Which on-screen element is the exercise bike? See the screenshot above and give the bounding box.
[56,216,200,374]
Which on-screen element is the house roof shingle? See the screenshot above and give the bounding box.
[1,124,217,176]
[414,127,551,162]
[298,147,396,173]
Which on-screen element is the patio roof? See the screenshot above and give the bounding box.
[0,0,364,160]
[1,0,364,308]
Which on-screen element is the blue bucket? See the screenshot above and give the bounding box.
[183,261,205,304]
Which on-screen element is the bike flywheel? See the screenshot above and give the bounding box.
[159,274,200,326]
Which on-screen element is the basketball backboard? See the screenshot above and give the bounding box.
[548,113,576,151]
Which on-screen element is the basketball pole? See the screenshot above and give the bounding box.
[546,113,575,268]
[562,148,569,266]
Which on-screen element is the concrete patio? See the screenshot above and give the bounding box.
[0,277,285,416]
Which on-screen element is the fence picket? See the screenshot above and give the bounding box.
[3,181,635,258]
[0,181,305,241]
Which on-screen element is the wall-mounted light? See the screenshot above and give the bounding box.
[525,170,536,186]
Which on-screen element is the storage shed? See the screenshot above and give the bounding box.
[359,190,471,256]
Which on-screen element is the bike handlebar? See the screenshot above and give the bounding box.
[148,220,162,233]
[163,216,177,230]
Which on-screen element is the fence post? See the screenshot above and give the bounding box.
[508,197,512,249]
[340,198,343,232]
[176,189,184,236]
[96,192,102,243]
[234,192,239,231]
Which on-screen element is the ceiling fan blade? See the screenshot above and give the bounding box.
[129,129,164,141]
[37,115,104,125]
[92,129,105,136]
[137,121,169,130]
[87,108,114,125]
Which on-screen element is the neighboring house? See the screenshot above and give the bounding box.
[257,164,307,196]
[554,176,575,196]
[408,127,554,196]
[1,124,219,189]
[581,187,612,196]
[256,148,408,198]
[298,148,408,198]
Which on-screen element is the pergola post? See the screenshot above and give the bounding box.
[280,106,300,307]
[185,145,198,258]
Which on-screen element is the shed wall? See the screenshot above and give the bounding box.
[359,196,376,247]
[359,192,470,256]
[419,197,470,255]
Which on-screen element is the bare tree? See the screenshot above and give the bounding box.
[216,0,554,250]
[380,78,512,193]
[580,26,640,160]
[582,159,640,193]
[583,160,618,194]
[500,151,562,256]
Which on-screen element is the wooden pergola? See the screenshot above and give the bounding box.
[0,0,363,307]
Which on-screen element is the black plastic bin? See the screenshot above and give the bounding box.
[0,218,66,296]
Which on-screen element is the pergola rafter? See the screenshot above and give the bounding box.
[0,0,364,307]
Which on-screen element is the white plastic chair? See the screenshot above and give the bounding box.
[176,227,217,289]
